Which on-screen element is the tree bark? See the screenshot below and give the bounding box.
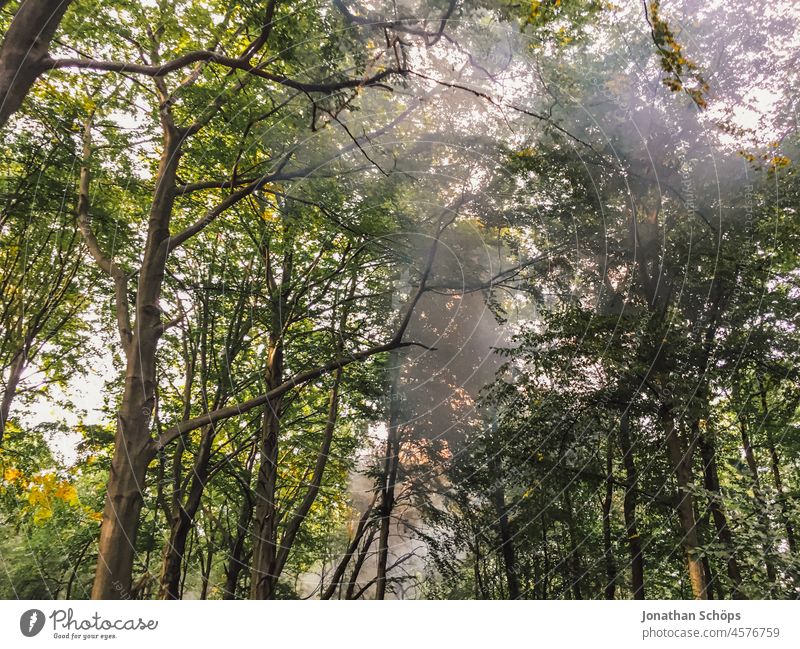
[0,0,72,128]
[249,342,284,599]
[662,403,707,599]
[91,127,181,600]
[766,430,797,554]
[563,490,583,600]
[158,424,214,599]
[492,464,521,599]
[199,541,214,600]
[223,483,254,600]
[0,349,25,444]
[345,528,376,599]
[739,419,778,583]
[602,430,617,599]
[697,421,745,598]
[375,348,402,600]
[321,495,376,600]
[759,380,798,556]
[618,410,645,599]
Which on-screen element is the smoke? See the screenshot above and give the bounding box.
[320,0,800,597]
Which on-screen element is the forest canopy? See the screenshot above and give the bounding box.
[0,0,799,601]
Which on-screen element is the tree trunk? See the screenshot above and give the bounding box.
[563,490,583,600]
[766,430,797,554]
[249,239,295,600]
[376,348,402,600]
[0,348,25,445]
[269,372,342,589]
[158,425,214,599]
[700,550,715,599]
[223,486,254,600]
[199,542,214,600]
[697,421,745,598]
[345,528,376,599]
[662,403,707,599]
[740,419,778,583]
[759,380,798,557]
[0,0,72,128]
[602,429,617,599]
[91,129,181,599]
[321,495,376,600]
[249,341,284,599]
[618,410,645,599]
[249,399,281,598]
[91,410,153,599]
[492,467,521,599]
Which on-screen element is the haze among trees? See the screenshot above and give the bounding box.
[0,0,798,600]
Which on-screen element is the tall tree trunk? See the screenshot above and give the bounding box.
[662,403,707,599]
[759,380,798,556]
[739,419,778,583]
[0,348,25,445]
[270,372,342,586]
[694,506,718,599]
[345,528,376,599]
[199,541,214,600]
[492,462,521,599]
[91,413,153,599]
[602,430,617,599]
[375,348,402,600]
[618,410,645,599]
[321,495,376,600]
[249,342,283,599]
[248,294,289,599]
[223,484,254,600]
[766,429,797,555]
[158,425,214,599]
[249,238,294,600]
[563,490,583,600]
[0,0,72,128]
[91,128,181,600]
[697,421,745,598]
[700,550,715,600]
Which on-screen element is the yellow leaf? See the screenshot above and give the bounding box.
[28,487,47,507]
[33,506,53,525]
[55,482,79,506]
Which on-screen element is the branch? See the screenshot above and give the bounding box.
[333,0,456,44]
[406,69,602,154]
[174,175,262,195]
[425,242,568,294]
[45,53,403,93]
[321,494,378,600]
[352,550,420,600]
[153,206,454,453]
[155,341,403,453]
[75,113,132,347]
[273,371,343,579]
[166,99,422,251]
